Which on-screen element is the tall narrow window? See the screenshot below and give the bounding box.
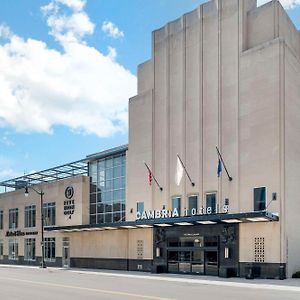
[254,187,266,211]
[136,202,144,214]
[24,238,36,261]
[206,193,216,214]
[0,239,3,259]
[25,205,36,228]
[8,238,18,260]
[0,210,3,230]
[43,203,56,226]
[188,195,198,215]
[172,197,181,216]
[9,208,18,229]
[44,237,56,262]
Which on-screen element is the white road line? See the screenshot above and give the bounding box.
[0,276,175,300]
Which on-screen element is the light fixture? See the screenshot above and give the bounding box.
[136,224,153,228]
[154,223,172,227]
[246,217,269,222]
[24,186,29,197]
[174,222,193,226]
[222,219,242,223]
[120,225,137,229]
[103,227,117,230]
[196,221,217,225]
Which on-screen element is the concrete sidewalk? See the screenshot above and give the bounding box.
[1,263,300,291]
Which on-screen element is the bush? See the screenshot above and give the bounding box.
[292,271,300,278]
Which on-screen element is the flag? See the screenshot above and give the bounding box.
[148,171,153,186]
[175,156,184,186]
[217,159,222,177]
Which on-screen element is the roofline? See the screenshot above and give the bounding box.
[85,144,128,162]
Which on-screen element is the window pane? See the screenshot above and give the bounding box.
[172,197,181,216]
[188,196,198,215]
[206,194,216,213]
[254,187,266,211]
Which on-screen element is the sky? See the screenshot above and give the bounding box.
[0,0,300,187]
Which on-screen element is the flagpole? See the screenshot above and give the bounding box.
[144,162,163,191]
[177,154,195,186]
[216,146,233,181]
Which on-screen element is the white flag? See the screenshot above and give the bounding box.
[175,156,184,186]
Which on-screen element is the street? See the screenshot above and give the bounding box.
[0,267,300,300]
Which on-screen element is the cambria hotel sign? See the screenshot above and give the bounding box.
[136,205,229,221]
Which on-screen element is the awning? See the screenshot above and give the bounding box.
[45,211,279,232]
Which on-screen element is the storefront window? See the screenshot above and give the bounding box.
[89,153,126,224]
[0,210,3,230]
[9,208,18,229]
[44,237,56,262]
[24,238,36,261]
[254,187,266,211]
[8,238,18,260]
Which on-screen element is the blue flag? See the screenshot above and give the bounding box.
[217,159,222,177]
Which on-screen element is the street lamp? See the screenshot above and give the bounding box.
[25,186,47,268]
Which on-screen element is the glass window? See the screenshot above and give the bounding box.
[43,203,56,226]
[0,239,3,259]
[24,238,36,261]
[8,238,18,260]
[25,205,36,228]
[254,187,266,211]
[188,196,198,215]
[0,210,3,230]
[206,193,216,214]
[172,197,181,216]
[9,208,18,229]
[137,202,144,214]
[44,237,55,262]
[89,153,126,224]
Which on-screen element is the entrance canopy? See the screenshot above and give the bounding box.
[45,211,279,232]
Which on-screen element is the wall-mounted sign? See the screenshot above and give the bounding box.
[65,186,74,199]
[6,230,38,237]
[136,205,229,221]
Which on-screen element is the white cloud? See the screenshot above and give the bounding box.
[102,21,124,39]
[257,0,300,9]
[0,1,136,138]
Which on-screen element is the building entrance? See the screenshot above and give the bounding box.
[167,236,218,275]
[62,237,70,268]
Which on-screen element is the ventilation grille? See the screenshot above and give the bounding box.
[254,237,265,263]
[137,240,144,259]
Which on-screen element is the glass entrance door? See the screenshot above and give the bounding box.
[62,238,70,268]
[205,251,218,276]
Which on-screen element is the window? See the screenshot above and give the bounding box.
[44,237,56,262]
[188,195,198,215]
[89,153,126,224]
[254,187,266,211]
[206,193,216,214]
[8,238,18,260]
[172,197,181,216]
[25,205,36,228]
[0,239,3,259]
[24,238,36,261]
[43,203,56,226]
[9,208,18,229]
[0,210,3,230]
[137,202,144,214]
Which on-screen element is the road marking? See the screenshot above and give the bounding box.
[0,276,175,300]
[67,270,300,293]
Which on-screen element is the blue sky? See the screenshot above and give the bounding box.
[0,0,300,186]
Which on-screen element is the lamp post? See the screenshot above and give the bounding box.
[25,186,46,268]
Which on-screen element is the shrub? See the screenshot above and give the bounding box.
[292,271,300,278]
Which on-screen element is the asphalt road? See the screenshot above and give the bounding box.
[0,267,300,300]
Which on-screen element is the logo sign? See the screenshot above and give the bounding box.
[65,186,74,199]
[6,230,38,237]
[136,205,229,221]
[64,186,75,216]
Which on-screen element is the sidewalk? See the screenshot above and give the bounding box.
[1,263,300,291]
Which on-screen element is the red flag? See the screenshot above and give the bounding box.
[148,171,153,186]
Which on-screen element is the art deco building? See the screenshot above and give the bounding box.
[0,0,300,279]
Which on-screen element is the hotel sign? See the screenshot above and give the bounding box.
[6,230,38,237]
[136,205,229,221]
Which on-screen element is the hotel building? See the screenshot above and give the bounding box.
[1,0,300,279]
